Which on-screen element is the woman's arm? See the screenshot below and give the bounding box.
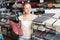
[13,20,21,35]
[18,20,21,27]
[18,20,23,36]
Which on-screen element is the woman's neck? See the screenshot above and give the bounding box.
[24,13,31,16]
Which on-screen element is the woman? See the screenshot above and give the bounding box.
[18,3,41,40]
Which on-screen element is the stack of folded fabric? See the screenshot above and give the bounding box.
[53,19,60,33]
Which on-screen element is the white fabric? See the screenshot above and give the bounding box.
[45,9,60,18]
[43,18,57,29]
[45,18,57,26]
[53,19,60,33]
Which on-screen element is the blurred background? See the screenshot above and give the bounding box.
[0,0,60,40]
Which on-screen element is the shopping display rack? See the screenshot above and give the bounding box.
[32,13,60,40]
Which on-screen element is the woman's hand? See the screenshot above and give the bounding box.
[38,14,42,17]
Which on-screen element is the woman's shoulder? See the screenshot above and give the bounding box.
[18,15,23,18]
[32,14,41,18]
[18,15,23,20]
[32,14,38,18]
[31,14,38,20]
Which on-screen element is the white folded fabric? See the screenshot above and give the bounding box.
[53,19,60,33]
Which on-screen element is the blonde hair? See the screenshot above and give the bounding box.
[23,2,31,9]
